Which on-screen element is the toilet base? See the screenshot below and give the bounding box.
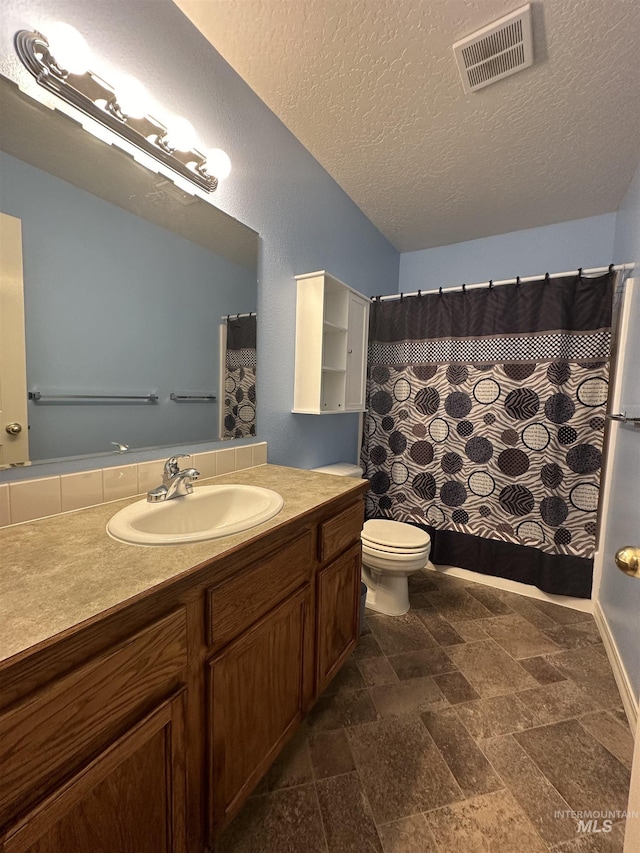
[361,563,410,616]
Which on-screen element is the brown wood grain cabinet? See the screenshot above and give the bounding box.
[0,487,366,852]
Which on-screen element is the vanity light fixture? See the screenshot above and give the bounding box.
[14,28,230,192]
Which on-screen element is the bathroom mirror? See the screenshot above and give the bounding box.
[0,77,258,468]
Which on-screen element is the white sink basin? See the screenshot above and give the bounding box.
[107,484,284,546]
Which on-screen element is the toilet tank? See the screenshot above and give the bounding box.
[312,463,364,478]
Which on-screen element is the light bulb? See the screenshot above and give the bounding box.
[47,23,93,75]
[206,148,231,180]
[110,74,150,119]
[166,117,198,152]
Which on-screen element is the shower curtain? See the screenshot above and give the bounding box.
[223,314,256,439]
[361,270,616,598]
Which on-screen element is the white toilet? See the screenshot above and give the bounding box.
[312,463,432,616]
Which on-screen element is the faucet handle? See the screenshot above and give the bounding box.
[164,454,190,478]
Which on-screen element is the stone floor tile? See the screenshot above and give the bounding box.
[423,788,548,853]
[377,814,439,853]
[316,771,382,853]
[352,632,384,661]
[444,639,538,697]
[265,727,313,791]
[514,719,631,814]
[551,821,625,852]
[480,613,561,658]
[367,612,438,655]
[357,656,399,687]
[416,611,465,646]
[347,715,461,823]
[579,711,635,769]
[309,729,356,780]
[516,680,600,724]
[407,591,436,609]
[494,590,558,629]
[388,647,456,680]
[432,670,481,704]
[307,688,379,732]
[423,587,494,621]
[480,733,577,844]
[408,572,440,593]
[519,655,568,684]
[447,619,488,641]
[216,783,327,853]
[545,646,623,709]
[543,621,604,650]
[529,599,595,625]
[324,656,367,696]
[464,583,513,614]
[369,676,448,718]
[421,707,503,797]
[454,693,540,739]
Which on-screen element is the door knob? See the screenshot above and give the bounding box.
[5,422,22,435]
[615,546,640,579]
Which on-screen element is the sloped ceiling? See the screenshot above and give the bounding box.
[174,0,640,252]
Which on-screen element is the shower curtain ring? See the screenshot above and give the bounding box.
[578,268,583,278]
[418,289,422,298]
[516,276,521,286]
[439,287,443,296]
[609,263,614,273]
[489,280,493,289]
[545,272,550,283]
[462,283,466,293]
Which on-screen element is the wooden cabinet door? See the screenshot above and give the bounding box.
[315,542,361,697]
[2,691,187,853]
[208,586,309,835]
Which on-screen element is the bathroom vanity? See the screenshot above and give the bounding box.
[0,465,368,853]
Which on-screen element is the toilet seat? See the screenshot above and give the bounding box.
[362,519,430,550]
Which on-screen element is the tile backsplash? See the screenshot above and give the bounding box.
[0,442,268,528]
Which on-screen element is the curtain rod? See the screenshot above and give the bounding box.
[375,263,633,301]
[220,312,257,320]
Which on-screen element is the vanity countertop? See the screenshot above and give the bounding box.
[0,464,368,667]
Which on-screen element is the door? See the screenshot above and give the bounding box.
[207,586,309,837]
[594,277,640,852]
[315,542,362,696]
[1,691,187,853]
[345,292,369,411]
[0,212,29,465]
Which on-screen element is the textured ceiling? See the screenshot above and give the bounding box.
[174,0,640,252]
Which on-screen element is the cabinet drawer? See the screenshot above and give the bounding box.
[0,608,187,828]
[206,530,313,649]
[319,500,364,564]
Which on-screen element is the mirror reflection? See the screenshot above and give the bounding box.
[0,78,258,468]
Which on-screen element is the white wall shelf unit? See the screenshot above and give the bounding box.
[293,271,370,414]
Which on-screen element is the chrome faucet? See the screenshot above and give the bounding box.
[147,455,200,502]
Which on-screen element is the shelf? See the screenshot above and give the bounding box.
[293,271,369,415]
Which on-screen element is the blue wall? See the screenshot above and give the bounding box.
[599,164,640,701]
[399,214,616,292]
[1,151,256,462]
[0,0,399,478]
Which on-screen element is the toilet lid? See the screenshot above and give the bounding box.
[363,540,431,556]
[362,519,431,550]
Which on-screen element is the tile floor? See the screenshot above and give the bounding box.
[216,570,634,853]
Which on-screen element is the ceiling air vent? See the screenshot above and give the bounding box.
[453,3,533,94]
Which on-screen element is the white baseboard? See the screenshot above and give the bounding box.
[592,601,638,730]
[427,562,593,614]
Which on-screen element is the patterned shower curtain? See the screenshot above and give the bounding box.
[223,314,256,439]
[361,271,616,598]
